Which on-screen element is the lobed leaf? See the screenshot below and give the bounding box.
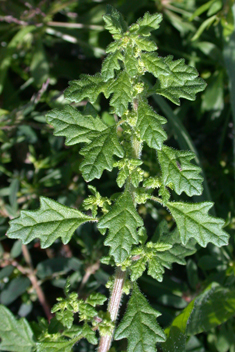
[98,192,143,263]
[134,37,158,52]
[158,146,203,196]
[46,105,106,146]
[167,202,229,247]
[115,284,166,352]
[141,52,170,77]
[0,305,35,352]
[137,100,167,150]
[108,71,133,116]
[103,5,128,38]
[7,197,95,248]
[80,125,124,182]
[64,73,109,104]
[156,56,207,105]
[136,12,163,36]
[101,51,123,82]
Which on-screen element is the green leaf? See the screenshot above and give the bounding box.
[36,339,75,352]
[141,53,170,77]
[98,192,143,263]
[156,56,206,105]
[101,51,123,82]
[162,283,235,351]
[130,258,146,281]
[108,71,133,116]
[124,45,139,77]
[147,257,165,281]
[0,305,35,352]
[86,293,107,307]
[46,105,106,146]
[80,125,124,182]
[134,37,158,52]
[64,73,109,104]
[82,324,98,345]
[158,146,203,196]
[115,284,166,351]
[7,197,95,248]
[136,100,167,149]
[187,284,235,335]
[167,202,229,247]
[136,12,163,36]
[103,5,128,38]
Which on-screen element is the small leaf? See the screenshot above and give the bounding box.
[141,53,170,77]
[0,305,35,352]
[46,105,106,146]
[130,258,146,281]
[147,257,165,281]
[103,5,128,38]
[98,192,143,263]
[101,51,123,81]
[115,284,166,352]
[137,100,167,149]
[82,324,98,345]
[167,202,229,247]
[136,12,163,36]
[108,71,133,116]
[80,126,124,181]
[64,73,109,104]
[158,146,203,196]
[7,197,95,248]
[86,292,107,307]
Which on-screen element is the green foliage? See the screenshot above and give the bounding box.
[0,305,35,352]
[2,2,233,352]
[158,146,203,196]
[115,284,166,351]
[98,191,143,263]
[167,201,229,247]
[7,197,96,248]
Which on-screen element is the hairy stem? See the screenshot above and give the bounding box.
[98,267,126,352]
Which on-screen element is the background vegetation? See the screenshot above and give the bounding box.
[0,0,235,351]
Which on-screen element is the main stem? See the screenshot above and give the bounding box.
[98,267,126,352]
[98,97,141,352]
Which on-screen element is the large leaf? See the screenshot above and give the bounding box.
[162,283,235,351]
[156,56,206,105]
[108,71,133,116]
[98,192,143,263]
[167,202,229,247]
[158,146,203,196]
[46,105,106,146]
[0,305,35,352]
[79,125,124,182]
[64,73,109,104]
[101,50,123,81]
[136,100,167,149]
[115,284,166,352]
[7,197,95,248]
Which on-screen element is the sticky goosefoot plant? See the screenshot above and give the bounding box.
[2,5,229,352]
